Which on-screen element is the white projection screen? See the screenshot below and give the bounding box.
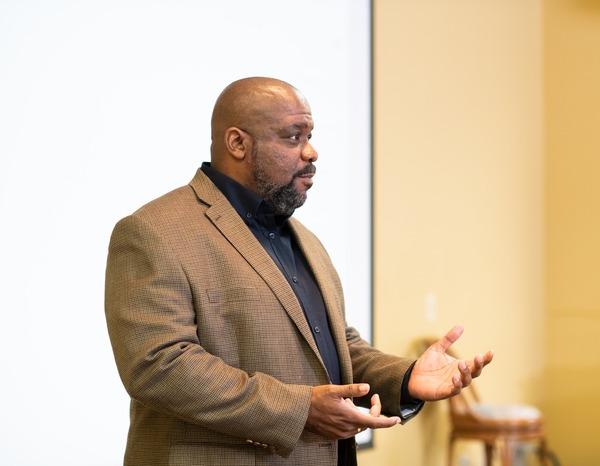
[0,1,373,464]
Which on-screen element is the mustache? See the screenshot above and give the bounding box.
[294,164,316,177]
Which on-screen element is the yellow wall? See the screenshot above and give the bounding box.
[543,1,600,464]
[362,1,544,465]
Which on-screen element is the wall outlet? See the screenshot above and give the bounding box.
[425,292,437,321]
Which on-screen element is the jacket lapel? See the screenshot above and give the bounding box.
[189,169,326,372]
[288,219,353,385]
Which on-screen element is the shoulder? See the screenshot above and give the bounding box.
[109,181,208,255]
[132,184,201,225]
[120,168,219,231]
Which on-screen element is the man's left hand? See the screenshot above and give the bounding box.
[407,325,493,401]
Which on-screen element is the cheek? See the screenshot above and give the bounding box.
[271,152,299,177]
[257,145,300,182]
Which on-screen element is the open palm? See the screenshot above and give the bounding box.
[407,326,493,401]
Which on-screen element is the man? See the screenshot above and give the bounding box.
[105,77,493,466]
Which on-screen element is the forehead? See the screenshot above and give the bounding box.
[265,91,313,129]
[277,112,314,130]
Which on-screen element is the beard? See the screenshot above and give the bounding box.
[251,144,315,216]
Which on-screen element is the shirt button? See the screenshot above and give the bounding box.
[292,276,298,283]
[268,232,275,239]
[314,326,320,333]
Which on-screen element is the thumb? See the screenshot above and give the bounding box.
[437,325,464,352]
[334,383,370,399]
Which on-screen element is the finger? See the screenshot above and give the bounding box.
[468,355,483,378]
[437,325,464,352]
[458,360,472,387]
[344,398,357,409]
[355,411,400,429]
[369,394,381,417]
[343,403,399,427]
[475,351,494,366]
[469,351,494,378]
[334,383,370,399]
[452,374,462,393]
[340,423,367,439]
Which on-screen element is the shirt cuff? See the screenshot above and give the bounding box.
[399,362,425,423]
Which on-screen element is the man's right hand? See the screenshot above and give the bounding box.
[305,383,400,439]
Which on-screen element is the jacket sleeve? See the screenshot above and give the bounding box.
[345,326,417,418]
[104,214,311,457]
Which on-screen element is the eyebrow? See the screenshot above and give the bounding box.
[282,123,312,132]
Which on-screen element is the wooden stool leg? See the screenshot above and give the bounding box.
[447,433,455,466]
[484,442,493,466]
[538,438,549,466]
[499,439,513,466]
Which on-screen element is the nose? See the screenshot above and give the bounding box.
[302,142,318,162]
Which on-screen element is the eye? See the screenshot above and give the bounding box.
[307,133,312,140]
[289,134,302,142]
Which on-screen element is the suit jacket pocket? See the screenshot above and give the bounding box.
[168,442,254,466]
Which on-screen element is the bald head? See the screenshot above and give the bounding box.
[210,77,310,161]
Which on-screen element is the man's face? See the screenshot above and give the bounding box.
[249,91,318,216]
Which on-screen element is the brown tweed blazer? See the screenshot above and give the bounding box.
[105,169,414,466]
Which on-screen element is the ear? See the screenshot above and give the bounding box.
[224,127,251,161]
